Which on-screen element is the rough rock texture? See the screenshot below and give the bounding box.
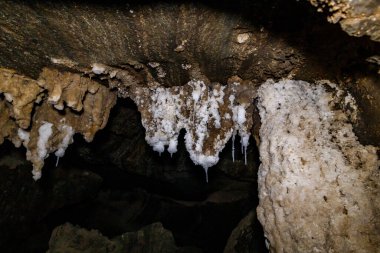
[0,1,306,85]
[0,1,379,252]
[48,223,118,253]
[0,65,257,180]
[0,100,18,145]
[0,0,380,147]
[130,78,254,179]
[47,222,201,253]
[343,71,380,146]
[308,0,380,42]
[39,67,105,112]
[0,67,117,179]
[257,79,380,253]
[0,68,42,129]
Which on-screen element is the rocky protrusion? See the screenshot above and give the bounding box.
[0,67,117,180]
[309,0,380,42]
[47,223,201,253]
[0,68,43,129]
[130,80,254,180]
[257,79,380,252]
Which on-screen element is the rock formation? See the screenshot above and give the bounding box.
[1,61,378,252]
[256,79,380,253]
[0,67,117,179]
[0,65,256,180]
[129,79,254,181]
[47,222,201,253]
[0,0,379,252]
[308,0,380,42]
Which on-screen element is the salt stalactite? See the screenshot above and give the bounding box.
[54,124,75,167]
[256,79,380,253]
[232,132,236,162]
[34,121,53,180]
[0,68,117,180]
[0,65,254,181]
[24,80,117,179]
[131,80,253,182]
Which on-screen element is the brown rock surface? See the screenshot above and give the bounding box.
[0,68,42,129]
[47,222,201,253]
[0,67,117,179]
[0,100,18,145]
[308,0,380,42]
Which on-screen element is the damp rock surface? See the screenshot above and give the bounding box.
[256,79,380,253]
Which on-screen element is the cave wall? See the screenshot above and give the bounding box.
[0,1,379,253]
[0,0,379,146]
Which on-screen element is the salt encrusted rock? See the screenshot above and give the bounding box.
[256,79,380,253]
[0,66,256,180]
[0,65,256,180]
[130,80,254,181]
[26,81,117,180]
[0,68,117,180]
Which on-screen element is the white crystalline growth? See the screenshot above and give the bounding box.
[167,138,178,157]
[191,81,205,103]
[55,124,74,166]
[91,63,106,75]
[233,105,246,125]
[188,81,213,154]
[230,91,251,165]
[17,128,30,147]
[142,87,183,156]
[33,121,53,180]
[54,125,74,157]
[24,121,76,180]
[3,92,13,102]
[134,80,252,181]
[185,81,230,180]
[37,122,53,161]
[256,79,380,252]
